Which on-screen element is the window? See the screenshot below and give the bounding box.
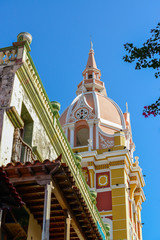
[21,103,33,146]
[76,109,88,120]
[20,103,34,163]
[88,74,92,79]
[76,128,89,146]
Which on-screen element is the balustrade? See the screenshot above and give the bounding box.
[11,128,37,163]
[0,48,17,65]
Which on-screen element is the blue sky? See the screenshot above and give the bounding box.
[1,0,160,239]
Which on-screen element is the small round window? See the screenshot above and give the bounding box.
[76,108,88,119]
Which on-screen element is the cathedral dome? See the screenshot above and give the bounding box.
[59,43,127,149]
[60,91,125,135]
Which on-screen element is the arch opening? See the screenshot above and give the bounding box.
[76,128,89,147]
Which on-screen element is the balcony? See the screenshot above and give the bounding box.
[11,128,37,163]
[76,78,106,95]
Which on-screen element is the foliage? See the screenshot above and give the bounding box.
[123,23,160,117]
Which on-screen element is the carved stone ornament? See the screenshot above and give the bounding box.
[99,134,114,149]
[69,94,95,122]
[124,129,131,140]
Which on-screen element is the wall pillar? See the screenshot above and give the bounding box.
[42,182,52,240]
[69,126,74,148]
[64,211,71,240]
[88,121,93,149]
[96,125,99,149]
[0,209,3,239]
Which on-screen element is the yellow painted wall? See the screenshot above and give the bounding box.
[27,213,42,240]
[113,229,127,240]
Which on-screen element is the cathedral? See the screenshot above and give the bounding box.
[60,43,145,240]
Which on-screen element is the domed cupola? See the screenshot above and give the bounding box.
[60,43,134,157]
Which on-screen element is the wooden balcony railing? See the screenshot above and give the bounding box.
[11,128,37,163]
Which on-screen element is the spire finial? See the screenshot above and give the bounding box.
[90,35,93,50]
[126,102,128,113]
[90,41,93,50]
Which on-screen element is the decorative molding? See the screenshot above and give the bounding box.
[98,175,108,187]
[95,164,109,170]
[99,134,114,149]
[69,94,95,122]
[6,106,24,129]
[100,118,122,130]
[66,94,80,122]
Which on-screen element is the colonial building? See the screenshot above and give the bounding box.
[0,33,109,240]
[60,43,145,240]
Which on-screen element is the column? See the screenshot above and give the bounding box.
[0,209,3,240]
[88,121,93,145]
[69,126,74,148]
[64,211,71,240]
[63,127,68,139]
[96,124,99,149]
[42,182,52,240]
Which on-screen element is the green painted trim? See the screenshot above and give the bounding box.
[24,41,31,52]
[27,52,54,114]
[16,53,109,239]
[6,106,24,129]
[32,146,43,162]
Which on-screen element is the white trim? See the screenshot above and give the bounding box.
[65,128,68,139]
[113,218,127,221]
[69,126,74,148]
[108,156,125,162]
[81,149,129,160]
[95,159,109,165]
[100,118,122,130]
[112,195,126,198]
[73,145,88,150]
[66,94,80,122]
[92,91,99,118]
[109,165,126,170]
[96,124,99,149]
[111,184,126,189]
[88,166,95,170]
[96,92,126,129]
[94,92,100,118]
[98,126,115,137]
[112,204,126,207]
[96,169,110,173]
[96,188,111,192]
[113,228,127,231]
[111,176,124,179]
[105,95,126,129]
[99,210,112,214]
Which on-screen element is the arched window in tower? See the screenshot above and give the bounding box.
[88,74,92,79]
[76,128,89,146]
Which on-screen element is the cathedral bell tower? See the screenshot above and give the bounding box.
[60,44,145,240]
